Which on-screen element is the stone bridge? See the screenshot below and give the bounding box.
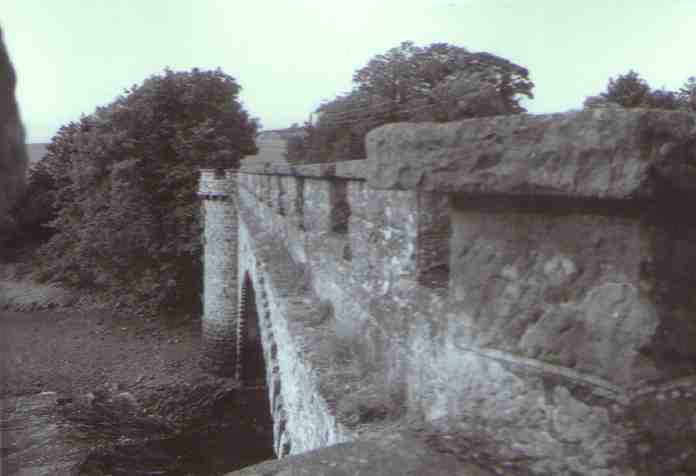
[199,108,696,475]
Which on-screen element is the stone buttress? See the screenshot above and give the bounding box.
[198,168,238,376]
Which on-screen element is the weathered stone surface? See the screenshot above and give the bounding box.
[0,27,28,235]
[199,169,239,375]
[225,431,492,476]
[205,109,696,475]
[366,108,696,198]
[237,192,357,454]
[1,392,92,475]
[240,158,367,181]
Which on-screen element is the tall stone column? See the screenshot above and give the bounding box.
[198,168,238,376]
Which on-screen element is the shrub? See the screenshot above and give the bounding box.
[33,68,258,316]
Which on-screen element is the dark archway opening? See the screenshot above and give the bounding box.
[239,272,267,385]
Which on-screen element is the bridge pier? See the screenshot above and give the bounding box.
[198,168,238,376]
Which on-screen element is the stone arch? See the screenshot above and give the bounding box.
[237,271,266,384]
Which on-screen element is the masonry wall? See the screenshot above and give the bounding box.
[236,162,420,393]
[208,108,696,475]
[199,170,238,376]
[236,172,360,455]
[233,165,648,474]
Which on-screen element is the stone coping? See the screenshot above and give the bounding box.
[366,108,696,199]
[204,109,696,200]
[237,159,367,181]
[225,430,486,476]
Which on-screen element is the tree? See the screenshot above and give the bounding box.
[353,42,533,113]
[601,70,651,108]
[678,76,696,111]
[35,68,258,316]
[288,41,534,163]
[9,160,58,245]
[646,88,682,110]
[0,28,28,240]
[599,70,683,110]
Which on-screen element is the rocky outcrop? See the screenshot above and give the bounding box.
[366,108,696,198]
[0,27,28,235]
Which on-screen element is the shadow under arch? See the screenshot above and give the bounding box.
[238,271,267,384]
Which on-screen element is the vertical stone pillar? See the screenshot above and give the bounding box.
[198,168,238,376]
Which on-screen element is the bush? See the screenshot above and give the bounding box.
[33,68,258,316]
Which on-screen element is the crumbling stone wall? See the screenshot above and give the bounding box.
[204,108,696,475]
[0,27,28,235]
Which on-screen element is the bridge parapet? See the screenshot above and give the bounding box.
[208,108,696,474]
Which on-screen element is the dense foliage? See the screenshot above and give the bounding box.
[9,159,57,245]
[599,70,696,111]
[0,28,28,239]
[31,68,258,315]
[286,41,534,164]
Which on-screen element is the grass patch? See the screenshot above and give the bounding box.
[314,313,406,428]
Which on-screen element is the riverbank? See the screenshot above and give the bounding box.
[1,257,274,475]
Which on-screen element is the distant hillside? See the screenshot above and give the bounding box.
[26,143,49,166]
[27,131,302,168]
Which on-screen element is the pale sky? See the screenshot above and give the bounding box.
[3,0,696,143]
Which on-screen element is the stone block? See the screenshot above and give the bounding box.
[366,108,696,199]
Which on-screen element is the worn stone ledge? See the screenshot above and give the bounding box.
[225,430,490,476]
[237,189,359,452]
[239,159,367,181]
[454,342,696,405]
[366,108,696,199]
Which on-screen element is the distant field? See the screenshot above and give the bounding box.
[26,143,49,165]
[26,133,292,168]
[244,128,303,164]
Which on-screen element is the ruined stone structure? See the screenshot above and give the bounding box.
[202,108,696,475]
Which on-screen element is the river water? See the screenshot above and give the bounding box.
[76,387,275,475]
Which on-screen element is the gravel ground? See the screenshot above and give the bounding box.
[0,257,274,475]
[0,307,207,400]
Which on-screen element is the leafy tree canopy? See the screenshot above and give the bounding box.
[601,70,652,108]
[287,41,534,164]
[0,28,28,239]
[352,41,533,111]
[598,70,693,111]
[33,68,258,316]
